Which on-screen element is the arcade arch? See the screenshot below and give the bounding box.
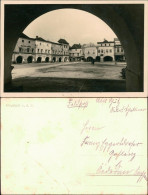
[27,56,33,63]
[16,56,23,64]
[104,56,113,62]
[37,57,42,63]
[4,5,144,91]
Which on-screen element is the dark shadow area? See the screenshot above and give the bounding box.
[4,77,126,92]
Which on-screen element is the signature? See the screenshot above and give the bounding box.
[81,120,105,134]
[93,162,147,183]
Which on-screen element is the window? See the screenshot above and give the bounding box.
[121,48,123,52]
[106,49,108,53]
[109,44,110,46]
[105,44,106,46]
[19,47,22,52]
[101,50,103,53]
[75,49,77,51]
[98,50,100,53]
[110,49,112,53]
[117,48,119,52]
[40,43,41,45]
[48,50,50,53]
[32,49,34,53]
[38,49,40,53]
[77,53,79,56]
[22,39,24,43]
[27,48,29,53]
[41,49,43,53]
[28,41,30,43]
[88,51,90,54]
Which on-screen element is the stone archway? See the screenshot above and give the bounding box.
[16,56,23,64]
[4,4,144,91]
[52,57,56,62]
[45,57,49,62]
[37,57,42,63]
[104,56,113,62]
[87,57,93,62]
[59,57,62,62]
[27,56,33,63]
[96,56,100,62]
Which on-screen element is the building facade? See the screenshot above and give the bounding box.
[12,33,36,64]
[12,33,70,63]
[97,40,115,62]
[69,44,84,61]
[114,38,125,61]
[12,34,125,64]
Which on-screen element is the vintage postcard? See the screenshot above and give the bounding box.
[0,0,148,97]
[1,98,147,194]
[0,1,148,195]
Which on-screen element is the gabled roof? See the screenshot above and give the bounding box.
[58,39,69,44]
[20,33,33,40]
[70,44,81,49]
[35,36,48,42]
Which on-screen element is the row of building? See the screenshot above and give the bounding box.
[12,33,125,64]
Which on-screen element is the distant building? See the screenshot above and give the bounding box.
[114,38,125,61]
[97,39,115,62]
[12,33,36,63]
[12,34,125,64]
[69,44,84,61]
[58,39,69,62]
[12,33,69,63]
[34,36,52,63]
[83,45,97,62]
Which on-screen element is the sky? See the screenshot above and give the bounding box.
[23,9,117,46]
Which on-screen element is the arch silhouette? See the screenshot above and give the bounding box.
[16,56,23,64]
[87,57,93,62]
[37,57,42,63]
[96,56,100,62]
[27,56,33,63]
[52,57,56,62]
[104,56,113,62]
[45,57,49,62]
[59,57,62,62]
[4,4,144,91]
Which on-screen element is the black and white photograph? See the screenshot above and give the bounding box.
[2,2,146,95]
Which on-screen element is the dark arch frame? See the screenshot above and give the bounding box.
[104,56,113,62]
[96,56,100,62]
[37,57,42,63]
[87,56,93,62]
[45,57,49,62]
[27,56,33,63]
[4,4,144,91]
[16,56,23,64]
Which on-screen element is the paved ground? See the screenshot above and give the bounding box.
[5,61,126,92]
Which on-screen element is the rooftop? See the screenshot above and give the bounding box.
[70,44,81,49]
[58,39,69,44]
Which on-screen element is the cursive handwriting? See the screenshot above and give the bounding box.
[67,98,88,110]
[94,162,147,183]
[81,136,142,162]
[81,120,105,134]
[110,104,146,116]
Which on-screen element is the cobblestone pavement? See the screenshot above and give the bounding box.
[12,61,126,80]
[8,61,126,92]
